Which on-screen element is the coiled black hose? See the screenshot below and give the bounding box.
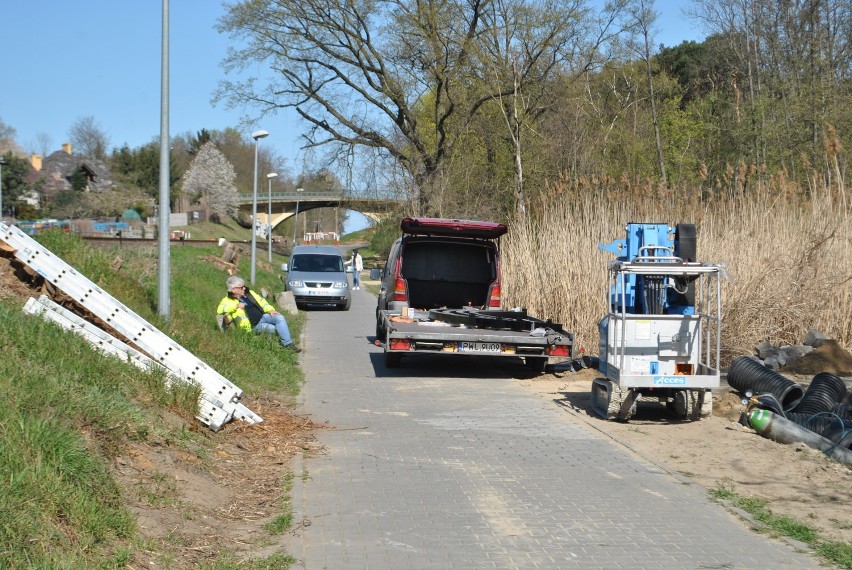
[753,393,787,417]
[785,412,850,440]
[831,402,851,420]
[727,356,804,410]
[792,372,849,415]
[823,419,852,449]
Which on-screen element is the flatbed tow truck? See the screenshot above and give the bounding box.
[380,306,574,370]
[375,217,573,370]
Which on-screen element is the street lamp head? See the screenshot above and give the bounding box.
[251,129,269,140]
[267,172,279,179]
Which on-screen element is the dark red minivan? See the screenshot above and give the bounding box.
[375,217,508,334]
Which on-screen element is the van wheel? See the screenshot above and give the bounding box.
[384,352,401,368]
[339,298,351,311]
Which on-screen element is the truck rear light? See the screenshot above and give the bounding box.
[487,283,501,308]
[548,345,571,357]
[393,278,408,302]
[389,338,412,351]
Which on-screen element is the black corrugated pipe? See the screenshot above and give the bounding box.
[823,419,852,449]
[727,356,805,410]
[785,412,851,440]
[831,402,852,420]
[792,372,849,415]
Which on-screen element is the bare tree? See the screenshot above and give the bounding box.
[216,0,615,216]
[35,133,54,158]
[0,118,23,155]
[629,0,666,186]
[68,116,110,160]
[181,142,240,221]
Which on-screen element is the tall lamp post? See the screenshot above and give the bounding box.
[157,0,171,319]
[292,187,305,248]
[0,156,6,223]
[266,172,278,263]
[250,129,269,286]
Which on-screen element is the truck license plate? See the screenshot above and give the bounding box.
[459,342,501,353]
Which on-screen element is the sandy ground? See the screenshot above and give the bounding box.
[520,366,852,547]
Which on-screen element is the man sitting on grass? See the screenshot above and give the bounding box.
[216,275,301,353]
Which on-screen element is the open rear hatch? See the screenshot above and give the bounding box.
[400,217,507,239]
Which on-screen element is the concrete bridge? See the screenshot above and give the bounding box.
[236,190,398,232]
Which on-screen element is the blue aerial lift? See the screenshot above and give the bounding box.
[592,223,725,421]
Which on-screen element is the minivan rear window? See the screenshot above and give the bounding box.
[290,254,344,273]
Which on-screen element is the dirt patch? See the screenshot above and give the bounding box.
[112,398,325,568]
[783,340,852,376]
[0,254,42,301]
[522,367,852,546]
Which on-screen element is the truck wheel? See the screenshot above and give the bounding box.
[384,351,401,368]
[375,320,385,342]
[525,357,548,373]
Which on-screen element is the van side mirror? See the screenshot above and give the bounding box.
[281,263,289,272]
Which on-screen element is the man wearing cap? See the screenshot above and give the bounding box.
[216,275,300,353]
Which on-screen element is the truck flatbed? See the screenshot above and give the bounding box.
[379,307,573,371]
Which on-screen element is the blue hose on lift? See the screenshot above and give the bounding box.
[727,355,805,410]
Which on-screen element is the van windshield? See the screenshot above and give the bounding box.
[291,254,344,273]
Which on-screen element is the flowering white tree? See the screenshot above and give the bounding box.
[182,141,239,221]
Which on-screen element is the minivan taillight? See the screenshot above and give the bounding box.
[393,277,408,302]
[487,283,501,308]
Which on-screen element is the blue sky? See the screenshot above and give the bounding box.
[1,1,703,179]
[1,2,301,170]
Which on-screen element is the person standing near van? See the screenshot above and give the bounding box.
[216,275,301,352]
[346,249,364,290]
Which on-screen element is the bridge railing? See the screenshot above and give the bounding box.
[237,190,345,203]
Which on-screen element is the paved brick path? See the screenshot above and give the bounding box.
[286,290,819,569]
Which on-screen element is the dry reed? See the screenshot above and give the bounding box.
[502,176,851,365]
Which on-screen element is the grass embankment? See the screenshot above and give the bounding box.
[0,230,303,568]
[710,484,852,569]
[502,181,852,361]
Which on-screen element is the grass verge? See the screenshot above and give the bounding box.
[710,483,852,569]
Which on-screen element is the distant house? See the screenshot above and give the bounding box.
[30,143,113,203]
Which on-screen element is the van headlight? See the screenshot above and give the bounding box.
[334,281,348,288]
[288,280,304,287]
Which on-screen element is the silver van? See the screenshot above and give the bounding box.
[283,245,351,310]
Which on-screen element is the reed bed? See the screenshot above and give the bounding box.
[502,176,851,364]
